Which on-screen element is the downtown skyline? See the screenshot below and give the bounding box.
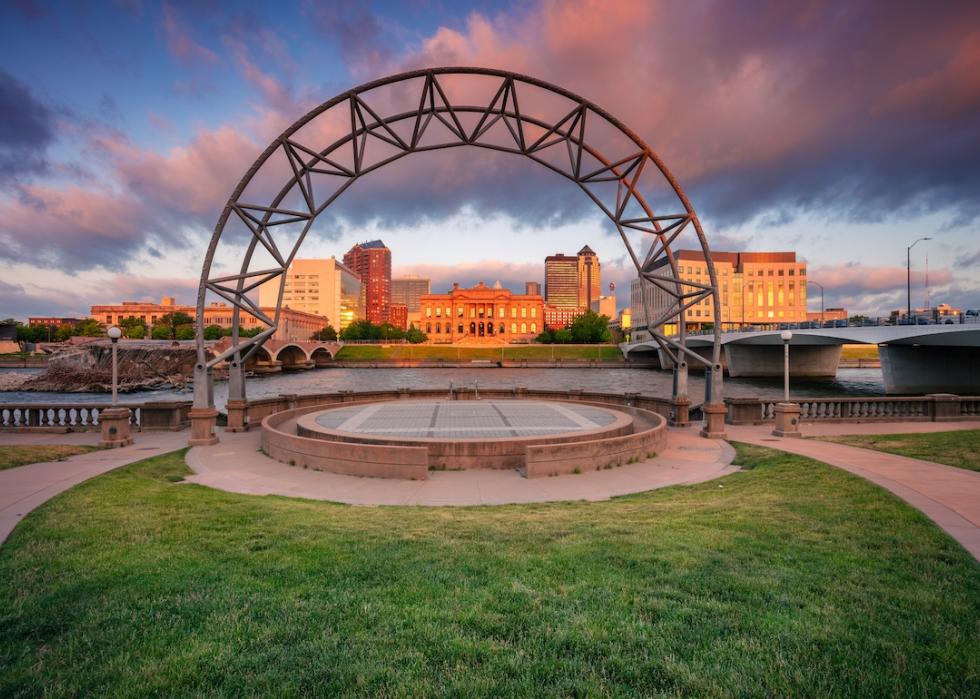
[1,0,978,320]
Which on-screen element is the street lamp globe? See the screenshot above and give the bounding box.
[107,326,122,341]
[780,330,793,342]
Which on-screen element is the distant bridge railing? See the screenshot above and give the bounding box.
[726,394,980,425]
[0,401,192,432]
[682,314,979,337]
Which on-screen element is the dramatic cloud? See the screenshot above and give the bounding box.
[0,69,55,184]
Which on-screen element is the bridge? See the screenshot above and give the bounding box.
[212,338,343,373]
[623,324,980,394]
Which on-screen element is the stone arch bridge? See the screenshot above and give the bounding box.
[212,338,342,373]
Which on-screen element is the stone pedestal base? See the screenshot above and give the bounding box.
[670,398,691,427]
[188,407,220,446]
[772,402,802,438]
[699,403,728,439]
[225,400,249,432]
[99,407,133,448]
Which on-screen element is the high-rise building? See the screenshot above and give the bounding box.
[257,258,362,330]
[544,253,579,308]
[391,276,430,312]
[631,250,808,338]
[577,246,601,309]
[343,240,391,324]
[590,295,617,319]
[525,281,541,296]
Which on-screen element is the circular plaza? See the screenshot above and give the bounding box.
[262,398,669,479]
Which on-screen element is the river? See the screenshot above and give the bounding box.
[0,366,886,409]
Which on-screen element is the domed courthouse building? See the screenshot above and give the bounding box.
[420,282,544,343]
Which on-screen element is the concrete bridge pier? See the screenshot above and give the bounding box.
[879,344,980,394]
[725,344,841,378]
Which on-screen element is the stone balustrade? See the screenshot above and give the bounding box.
[725,394,980,425]
[0,401,192,432]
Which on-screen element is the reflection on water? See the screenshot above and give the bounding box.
[0,366,886,410]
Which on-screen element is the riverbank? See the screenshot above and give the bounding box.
[334,344,624,362]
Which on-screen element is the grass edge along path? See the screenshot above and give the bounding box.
[0,444,977,697]
[0,444,101,471]
[814,429,980,473]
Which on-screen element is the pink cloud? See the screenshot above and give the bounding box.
[161,2,218,65]
[809,264,953,293]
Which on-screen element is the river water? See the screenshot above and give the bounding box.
[0,366,886,409]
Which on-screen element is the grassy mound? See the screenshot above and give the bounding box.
[0,444,977,696]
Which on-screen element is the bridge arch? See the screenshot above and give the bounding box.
[193,67,723,418]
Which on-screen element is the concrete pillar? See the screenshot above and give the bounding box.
[726,344,841,378]
[772,403,802,438]
[700,403,727,439]
[99,407,133,448]
[880,345,980,394]
[928,393,962,421]
[228,358,245,402]
[225,399,249,432]
[188,407,219,446]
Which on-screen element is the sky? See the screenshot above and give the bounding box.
[0,0,978,321]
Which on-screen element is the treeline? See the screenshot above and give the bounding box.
[338,320,427,343]
[535,311,613,344]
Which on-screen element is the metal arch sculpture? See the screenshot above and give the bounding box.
[192,67,723,425]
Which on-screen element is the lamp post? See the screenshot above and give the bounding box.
[107,325,122,405]
[780,329,792,402]
[99,325,133,448]
[907,237,931,320]
[772,329,802,437]
[807,280,824,325]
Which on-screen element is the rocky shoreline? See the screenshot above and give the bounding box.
[0,342,196,393]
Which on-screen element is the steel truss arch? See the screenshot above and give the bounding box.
[193,67,723,413]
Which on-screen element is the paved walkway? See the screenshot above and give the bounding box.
[185,427,737,506]
[727,422,980,561]
[0,430,189,543]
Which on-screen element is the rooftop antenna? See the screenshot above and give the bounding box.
[925,252,931,312]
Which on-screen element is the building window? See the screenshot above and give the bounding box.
[511,308,517,318]
[530,307,537,318]
[499,323,505,334]
[530,323,537,333]
[788,269,795,276]
[498,307,504,318]
[457,307,463,317]
[521,307,527,318]
[426,307,431,318]
[435,307,441,317]
[521,323,527,333]
[511,322,517,333]
[470,307,476,318]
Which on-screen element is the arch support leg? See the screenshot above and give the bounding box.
[670,362,691,426]
[189,363,219,446]
[226,359,250,432]
[700,363,727,438]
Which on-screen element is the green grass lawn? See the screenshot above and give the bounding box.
[334,344,624,362]
[0,444,101,471]
[1,445,977,696]
[840,344,880,360]
[815,429,980,472]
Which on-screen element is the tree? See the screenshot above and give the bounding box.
[203,324,224,340]
[151,325,171,340]
[311,325,337,341]
[568,311,612,343]
[154,312,194,340]
[125,324,146,339]
[175,326,195,341]
[554,328,573,344]
[849,315,869,325]
[404,325,427,344]
[535,328,555,344]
